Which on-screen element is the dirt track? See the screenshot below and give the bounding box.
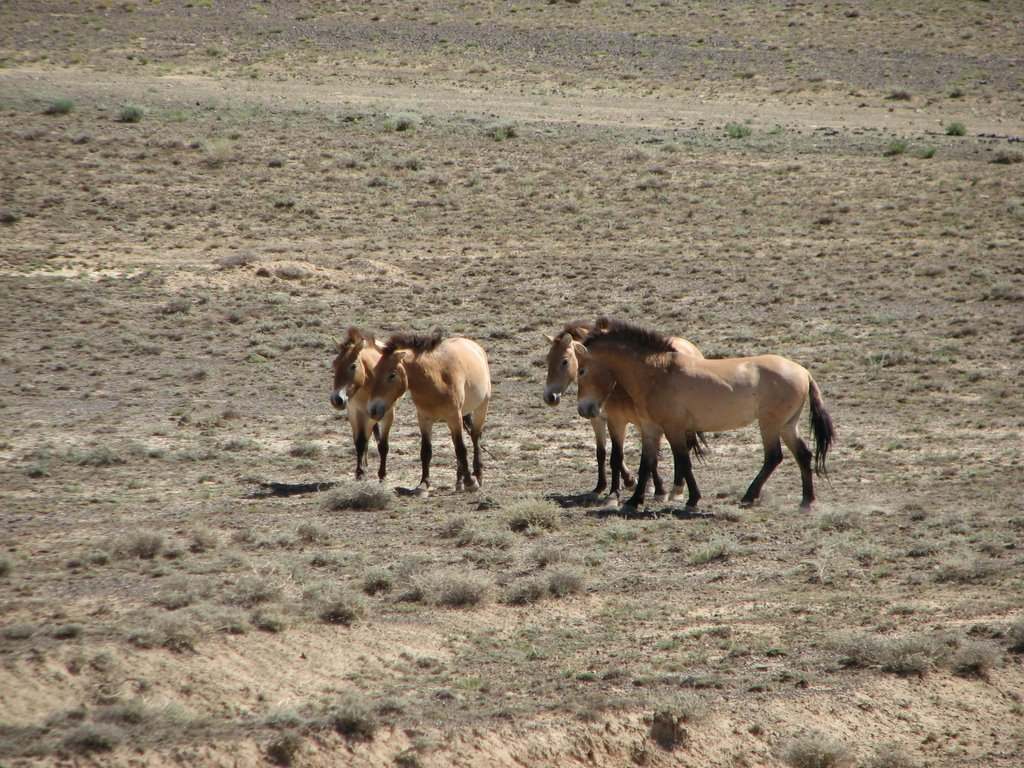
[2,2,1023,766]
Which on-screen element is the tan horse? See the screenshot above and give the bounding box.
[330,328,396,481]
[574,319,835,512]
[367,331,491,495]
[544,321,705,499]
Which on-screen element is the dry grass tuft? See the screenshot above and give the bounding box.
[62,723,123,754]
[266,732,303,766]
[1008,619,1024,653]
[781,732,853,768]
[362,567,393,595]
[547,569,585,598]
[326,693,376,740]
[116,533,164,560]
[317,589,366,625]
[503,499,560,533]
[324,487,392,512]
[415,570,490,608]
[950,641,999,679]
[837,633,947,676]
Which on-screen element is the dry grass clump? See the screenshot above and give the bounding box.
[296,522,330,544]
[688,537,735,566]
[438,516,469,538]
[503,499,560,533]
[62,723,123,754]
[317,589,366,625]
[228,576,281,608]
[1008,619,1024,653]
[546,569,585,597]
[44,98,74,115]
[115,532,164,560]
[94,699,149,725]
[251,608,287,633]
[384,112,421,132]
[69,445,126,467]
[864,744,918,768]
[528,542,564,568]
[267,732,303,765]
[837,634,947,676]
[188,527,218,553]
[950,641,999,679]
[781,732,853,768]
[325,693,376,740]
[933,558,1000,584]
[504,577,547,605]
[362,567,393,595]
[127,616,197,653]
[413,570,490,608]
[816,508,861,531]
[324,487,392,512]
[0,556,11,578]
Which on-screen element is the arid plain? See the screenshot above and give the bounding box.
[1,2,1023,766]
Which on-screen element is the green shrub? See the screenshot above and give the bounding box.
[44,98,74,115]
[945,122,966,136]
[117,104,144,123]
[725,122,752,139]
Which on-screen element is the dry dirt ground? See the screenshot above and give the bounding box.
[2,2,1024,766]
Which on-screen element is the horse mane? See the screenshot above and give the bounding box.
[583,317,675,353]
[381,329,444,356]
[339,327,375,351]
[559,319,595,342]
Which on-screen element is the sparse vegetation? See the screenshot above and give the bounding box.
[324,487,392,512]
[116,533,164,560]
[945,121,966,136]
[503,499,560,532]
[950,641,999,679]
[117,104,144,123]
[317,589,366,625]
[44,98,74,115]
[486,121,517,141]
[883,140,908,157]
[384,112,421,132]
[326,693,376,740]
[362,567,393,595]
[781,732,853,768]
[688,538,734,566]
[725,121,751,139]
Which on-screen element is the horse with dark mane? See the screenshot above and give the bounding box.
[367,330,491,495]
[574,318,835,511]
[543,320,705,500]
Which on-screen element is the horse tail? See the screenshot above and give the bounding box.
[688,431,710,464]
[462,413,474,432]
[808,376,835,477]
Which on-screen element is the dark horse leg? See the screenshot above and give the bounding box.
[590,416,608,495]
[352,420,369,480]
[374,410,393,481]
[741,428,783,506]
[465,399,488,487]
[781,421,815,509]
[668,434,701,507]
[447,412,475,491]
[622,425,662,514]
[416,416,433,495]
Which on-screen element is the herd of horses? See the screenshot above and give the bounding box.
[330,318,835,513]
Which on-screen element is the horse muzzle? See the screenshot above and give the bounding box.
[330,391,348,410]
[367,400,387,420]
[543,389,561,407]
[578,401,600,419]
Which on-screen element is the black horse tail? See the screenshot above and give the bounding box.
[687,431,710,464]
[808,377,835,477]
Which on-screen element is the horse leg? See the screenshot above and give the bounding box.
[651,433,667,500]
[781,420,815,509]
[741,426,783,506]
[446,412,474,491]
[416,414,433,496]
[668,434,701,507]
[351,415,368,480]
[622,425,661,515]
[607,414,628,501]
[590,416,608,496]
[468,398,488,487]
[375,408,394,482]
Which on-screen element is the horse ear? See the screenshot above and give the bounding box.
[396,350,414,364]
[558,332,575,349]
[373,338,386,351]
[571,341,589,359]
[542,333,555,344]
[347,327,367,350]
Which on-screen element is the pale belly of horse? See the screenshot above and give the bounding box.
[685,397,758,432]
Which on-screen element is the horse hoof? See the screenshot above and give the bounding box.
[652,492,668,503]
[464,478,480,492]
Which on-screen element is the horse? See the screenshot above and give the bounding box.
[367,331,491,496]
[573,318,835,512]
[543,321,705,500]
[329,327,396,481]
